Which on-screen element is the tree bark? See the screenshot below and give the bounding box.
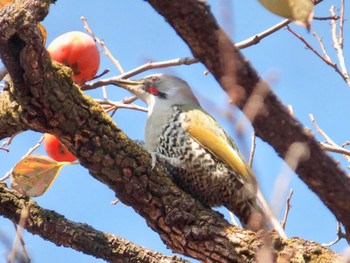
[0,0,345,262]
[0,89,27,138]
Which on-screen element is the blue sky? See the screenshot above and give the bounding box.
[1,1,349,262]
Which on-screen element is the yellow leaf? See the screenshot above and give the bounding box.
[10,155,70,197]
[258,0,314,28]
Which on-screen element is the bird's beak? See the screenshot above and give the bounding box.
[113,78,150,103]
[112,79,144,91]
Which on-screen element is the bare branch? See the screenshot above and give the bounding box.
[97,99,148,113]
[342,141,350,148]
[320,143,350,158]
[236,19,291,49]
[281,189,293,229]
[309,114,350,162]
[309,114,337,145]
[313,15,340,21]
[82,57,199,91]
[81,16,125,75]
[312,30,332,62]
[248,131,256,167]
[330,5,350,86]
[288,25,350,87]
[338,0,345,48]
[0,146,9,152]
[322,222,346,247]
[8,207,30,263]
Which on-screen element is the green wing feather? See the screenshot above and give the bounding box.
[179,105,257,188]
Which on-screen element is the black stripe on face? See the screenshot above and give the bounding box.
[157,91,167,99]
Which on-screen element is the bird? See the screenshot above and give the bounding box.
[114,74,286,237]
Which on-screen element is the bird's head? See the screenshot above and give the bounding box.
[114,74,200,113]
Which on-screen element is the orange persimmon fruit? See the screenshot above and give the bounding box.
[47,31,100,84]
[43,133,77,162]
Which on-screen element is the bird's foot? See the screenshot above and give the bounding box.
[150,152,184,170]
[150,152,158,169]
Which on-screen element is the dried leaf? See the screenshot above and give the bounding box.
[258,0,314,28]
[10,155,71,197]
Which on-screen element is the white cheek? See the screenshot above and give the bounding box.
[146,97,156,116]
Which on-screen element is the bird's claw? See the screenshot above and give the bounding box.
[150,152,158,170]
[150,152,185,170]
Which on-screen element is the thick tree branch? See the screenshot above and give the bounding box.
[0,183,189,263]
[146,0,350,242]
[0,0,344,262]
[0,89,27,139]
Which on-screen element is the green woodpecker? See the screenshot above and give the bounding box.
[115,74,286,236]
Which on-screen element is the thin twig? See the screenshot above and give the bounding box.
[82,57,199,91]
[330,5,350,87]
[236,19,290,49]
[281,189,293,229]
[81,16,126,106]
[309,114,337,145]
[1,131,22,148]
[91,69,110,80]
[320,143,350,157]
[81,16,125,74]
[0,147,9,152]
[309,114,350,162]
[338,0,345,49]
[120,95,138,105]
[248,131,256,167]
[97,99,147,113]
[23,135,45,158]
[101,86,108,101]
[288,20,350,88]
[322,222,346,247]
[111,199,120,205]
[313,15,340,21]
[7,207,30,263]
[1,135,44,182]
[342,141,350,147]
[119,57,199,80]
[227,0,326,49]
[312,30,332,62]
[287,26,335,67]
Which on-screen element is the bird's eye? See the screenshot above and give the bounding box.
[151,76,160,82]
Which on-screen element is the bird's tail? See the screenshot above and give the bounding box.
[226,191,287,238]
[255,189,287,238]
